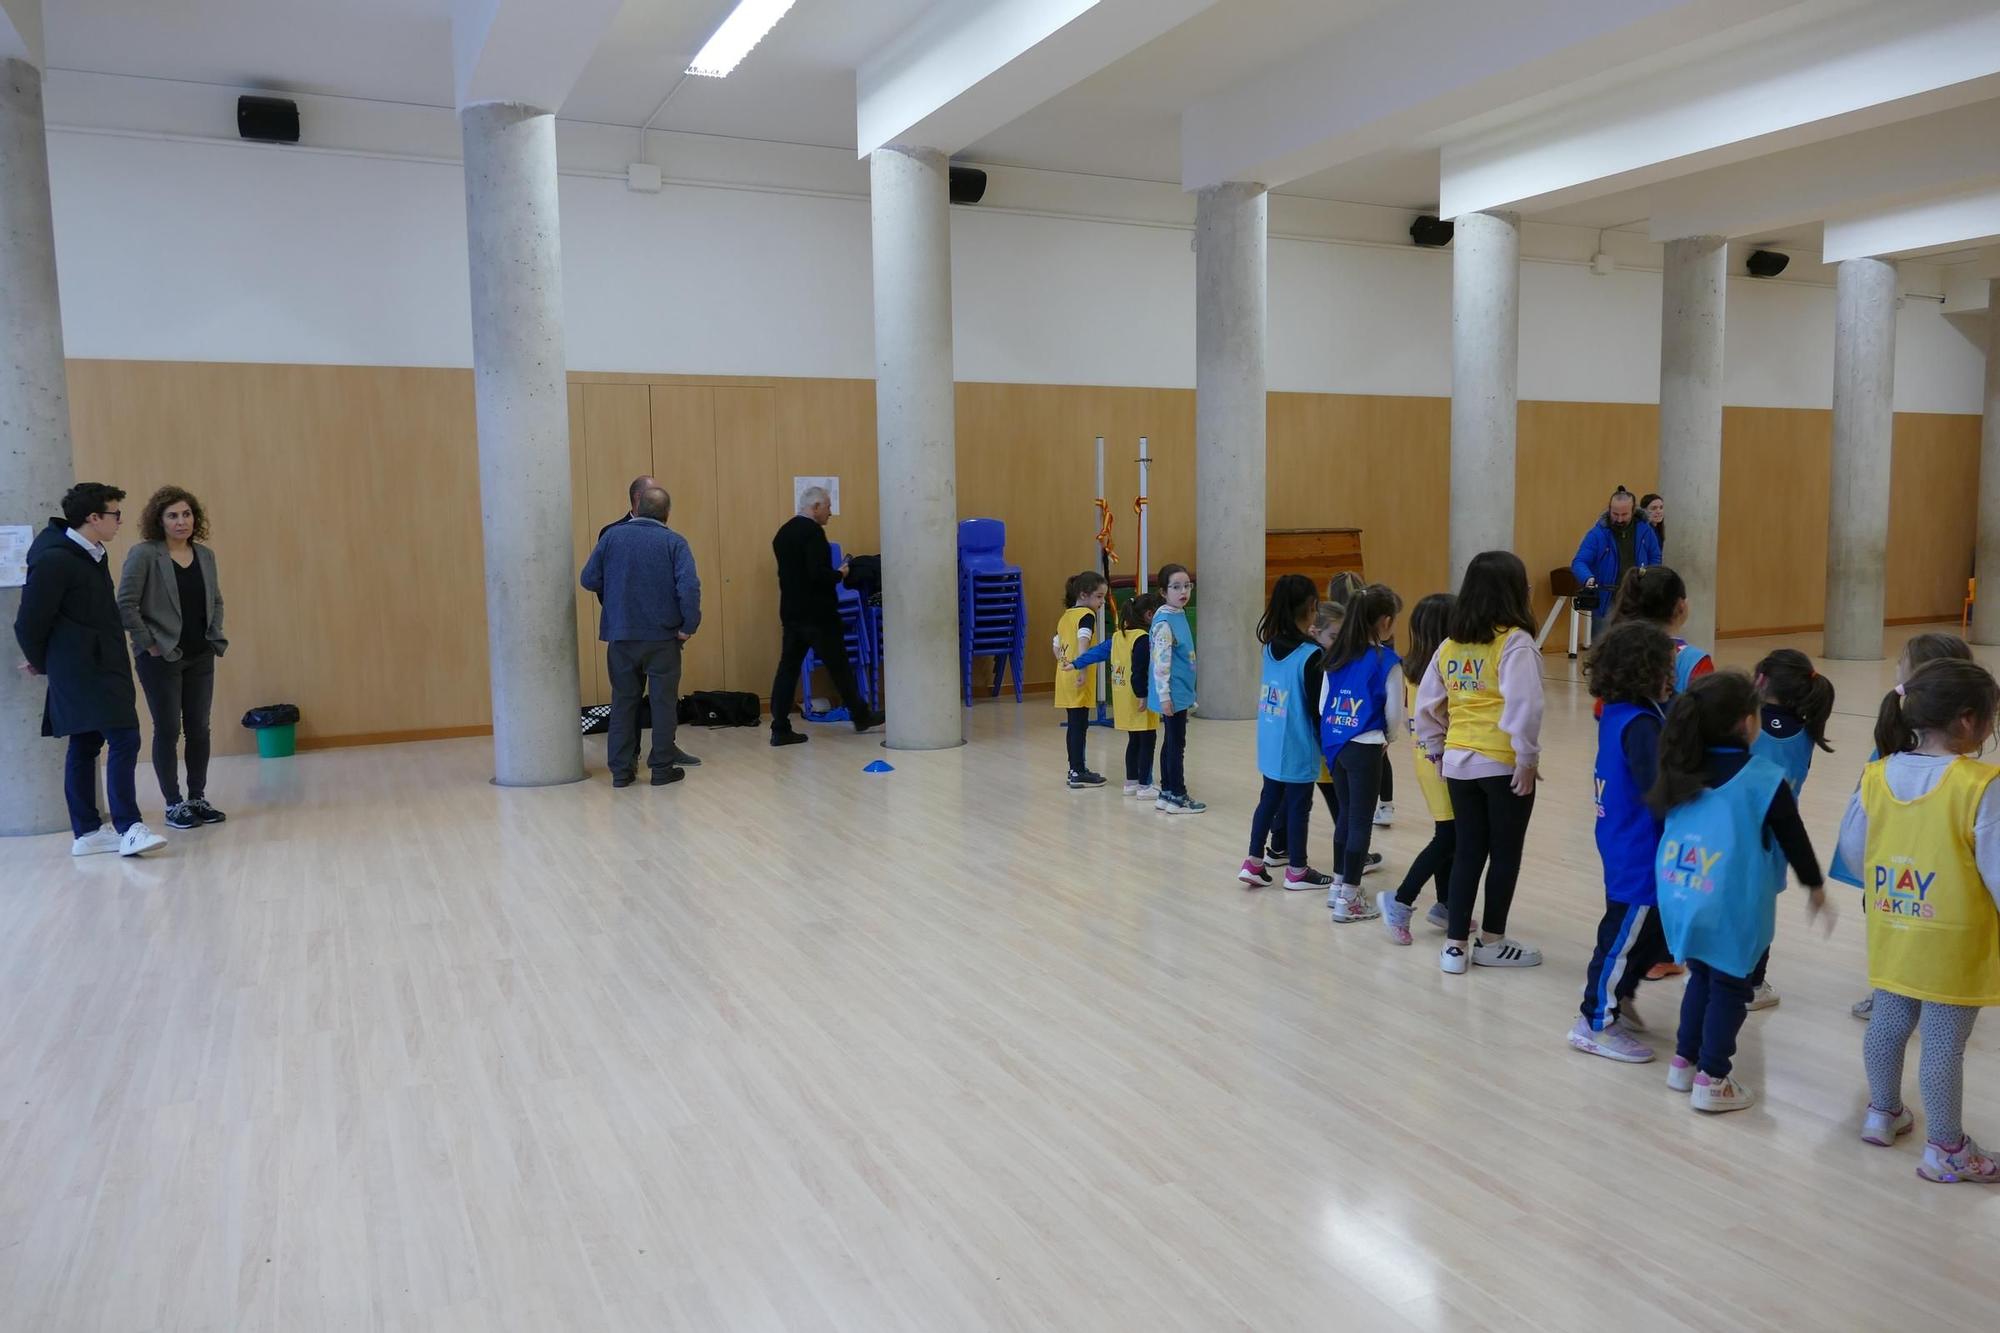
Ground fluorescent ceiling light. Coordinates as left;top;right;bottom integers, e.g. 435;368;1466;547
687;0;798;78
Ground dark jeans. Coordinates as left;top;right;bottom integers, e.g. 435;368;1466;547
1124;731;1156;784
1065;707;1089;774
65;728;142;838
770;619;865;733
1580;900;1668;1029
1444;775;1535;939
607;638;682;779
1247;778;1312;868
1676;959;1755;1077
1748;947;1770;990
1394;820;1456;907
1329;742;1384;883
1266;781;1335;860
1159;711;1189;796
135;649;215;805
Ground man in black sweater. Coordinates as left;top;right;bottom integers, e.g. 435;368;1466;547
769;487;879;744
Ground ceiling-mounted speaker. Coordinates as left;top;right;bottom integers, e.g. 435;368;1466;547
1745;249;1790;279
237;95;300;144
948;165;988;205
1410;214;1454;247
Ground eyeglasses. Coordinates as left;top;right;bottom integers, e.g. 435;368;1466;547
101;510;123;521
1166;581;1193;591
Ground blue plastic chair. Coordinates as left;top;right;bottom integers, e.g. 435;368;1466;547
957;518;1025;705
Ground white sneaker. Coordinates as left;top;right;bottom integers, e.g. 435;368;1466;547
1440;943;1469;974
118;822;167;858
1747;983;1779;1011
1665;1056;1695;1093
1122;780;1140;796
71;827;121;857
1134;785;1159;801
1567;1017;1656;1064
1328;888;1379;922
1690;1072;1756;1114
1472;937;1542;968
1373;801;1394;828
1861;1104;1914;1147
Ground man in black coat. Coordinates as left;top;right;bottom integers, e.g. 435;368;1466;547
13;483;166;857
768;486;880;745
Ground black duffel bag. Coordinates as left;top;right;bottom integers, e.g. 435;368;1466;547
677;690;762;728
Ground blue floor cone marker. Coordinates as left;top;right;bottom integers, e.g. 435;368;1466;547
863;759;894;773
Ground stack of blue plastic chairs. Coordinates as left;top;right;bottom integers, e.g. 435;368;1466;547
957;518;1025;705
801;541;875;720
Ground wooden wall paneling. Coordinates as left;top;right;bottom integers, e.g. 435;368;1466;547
1267;392;1451;616
648;386;726;692
66;361;487;755
1886;413;1979;623
579;383;652;701
568;385;603;708
711;387;781;694
1514;400;1659;632
1717;406;1831;635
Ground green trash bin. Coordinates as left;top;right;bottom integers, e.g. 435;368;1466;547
255;723;296;758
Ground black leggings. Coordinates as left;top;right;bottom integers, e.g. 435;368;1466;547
1378;749;1394;802
1247;779;1312;867
1159;712;1189;796
1265;780;1335;861
1444;775;1535;940
1329;743;1384;884
1394;820;1456;907
1065;708;1089;773
1125;731;1156;784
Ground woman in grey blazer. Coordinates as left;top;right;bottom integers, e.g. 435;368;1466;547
118;486;228;829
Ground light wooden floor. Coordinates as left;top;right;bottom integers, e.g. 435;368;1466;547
4;625;1999;1332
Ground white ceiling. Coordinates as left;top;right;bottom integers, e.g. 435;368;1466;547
32;0;2000;272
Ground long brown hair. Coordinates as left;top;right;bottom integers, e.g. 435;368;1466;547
139;485;211;543
1874;659;2000;758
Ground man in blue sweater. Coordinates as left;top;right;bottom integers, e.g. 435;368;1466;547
580;486;702;788
1570;486;1662;636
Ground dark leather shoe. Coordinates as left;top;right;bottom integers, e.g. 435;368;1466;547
771;731;808;747
612;774;635;788
671;749;702;767
651;767;685;786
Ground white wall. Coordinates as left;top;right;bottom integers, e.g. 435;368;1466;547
47;127;1988;412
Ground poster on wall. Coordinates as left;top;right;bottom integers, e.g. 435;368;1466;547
793;476;840;515
0;524;31;589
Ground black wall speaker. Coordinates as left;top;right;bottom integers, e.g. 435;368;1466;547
1410;214;1454;247
1745;249;1789;278
237;95;300;144
948;165;988;205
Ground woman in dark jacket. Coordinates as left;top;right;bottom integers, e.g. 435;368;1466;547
118;486;228;830
13;482;165;856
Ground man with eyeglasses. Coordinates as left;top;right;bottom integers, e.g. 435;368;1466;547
13;482;166;857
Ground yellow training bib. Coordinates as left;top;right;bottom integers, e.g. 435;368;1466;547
1408;677;1454;821
1110;629;1156;732
1053;606;1097;709
1437;634;1517;768
1862;756;2000;1007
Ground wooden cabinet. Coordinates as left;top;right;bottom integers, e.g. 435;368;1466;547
1266;528;1363;598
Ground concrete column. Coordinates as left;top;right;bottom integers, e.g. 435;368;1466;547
1194;182;1267;721
1972;282;2000;646
870;145;962;750
1824;257;1898;661
1657;235;1728;650
0;58;75;837
459;101;584;785
1449;210;1520;582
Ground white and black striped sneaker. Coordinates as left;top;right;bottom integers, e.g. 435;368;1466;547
164;802;199;831
1472;937;1542;968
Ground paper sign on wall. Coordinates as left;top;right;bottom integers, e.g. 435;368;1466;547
0;525;31;589
793;476;840;515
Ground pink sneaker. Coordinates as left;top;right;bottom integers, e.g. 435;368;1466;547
1919;1136;2000;1183
1237;858;1271;887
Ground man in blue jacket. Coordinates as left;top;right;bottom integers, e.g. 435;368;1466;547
1570;486;1662;634
580;486;701;788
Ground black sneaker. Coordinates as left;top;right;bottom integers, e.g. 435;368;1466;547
612;774;636;788
1067;769;1107;789
771;731;809;748
186;797;226;824
164;802;199;831
651;767;685;787
853;711;884;735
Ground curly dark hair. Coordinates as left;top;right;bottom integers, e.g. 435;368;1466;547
139;486;210;543
1586;619;1675;704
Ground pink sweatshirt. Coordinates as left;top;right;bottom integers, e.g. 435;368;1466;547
1414;629;1544;780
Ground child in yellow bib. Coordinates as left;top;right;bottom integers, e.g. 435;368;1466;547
1053;571;1108;788
1379;593;1457;943
1110;593;1163;798
1838;658;2000;1183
